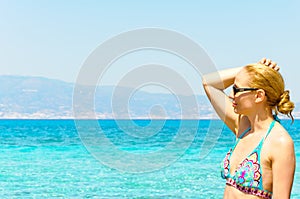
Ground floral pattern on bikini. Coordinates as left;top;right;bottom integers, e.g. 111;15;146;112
221;121;275;199
235;152;261;187
221;150;231;178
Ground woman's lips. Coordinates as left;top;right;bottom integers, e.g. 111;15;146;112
232;102;237;107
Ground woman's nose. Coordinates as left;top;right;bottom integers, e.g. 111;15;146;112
229;89;235;99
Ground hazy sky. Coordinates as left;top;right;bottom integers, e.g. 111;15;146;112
1;1;300;101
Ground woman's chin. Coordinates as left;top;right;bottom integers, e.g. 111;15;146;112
233;108;239;114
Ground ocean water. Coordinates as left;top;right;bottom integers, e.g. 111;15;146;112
0;119;299;198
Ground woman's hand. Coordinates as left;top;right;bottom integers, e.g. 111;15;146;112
259;57;280;71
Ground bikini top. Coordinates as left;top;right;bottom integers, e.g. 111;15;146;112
221;120;276;199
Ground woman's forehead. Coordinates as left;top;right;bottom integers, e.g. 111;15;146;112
235;69;250;86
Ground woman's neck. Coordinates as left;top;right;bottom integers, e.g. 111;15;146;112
246;108;274;132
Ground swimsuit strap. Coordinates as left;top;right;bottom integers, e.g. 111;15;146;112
273;114;281;123
238;127;251;139
262;120;276;141
231;127;251;151
233;120;276;150
255;120;276;191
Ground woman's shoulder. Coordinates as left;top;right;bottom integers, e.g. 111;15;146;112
267;122;295;160
269;122;293;143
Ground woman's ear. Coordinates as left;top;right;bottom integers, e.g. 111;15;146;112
255;89;266;103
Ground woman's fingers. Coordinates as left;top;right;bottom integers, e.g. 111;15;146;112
259;57;280;71
273;65;280;71
260;57;267;64
269;61;280;71
265;59;271;65
269;61;277;68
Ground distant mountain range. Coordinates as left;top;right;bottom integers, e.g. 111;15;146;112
0;75;299;119
0;75;216;119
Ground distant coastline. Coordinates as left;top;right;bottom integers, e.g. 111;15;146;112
1;75;299;120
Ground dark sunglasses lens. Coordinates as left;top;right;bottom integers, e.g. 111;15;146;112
233;86;237;95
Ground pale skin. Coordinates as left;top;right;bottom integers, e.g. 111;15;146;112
202;58;295;199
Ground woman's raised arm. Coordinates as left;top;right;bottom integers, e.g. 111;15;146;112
202;67;242;134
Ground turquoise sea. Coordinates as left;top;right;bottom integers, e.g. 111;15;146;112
0;119;299;198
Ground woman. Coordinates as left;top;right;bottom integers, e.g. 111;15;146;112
202;58;295;198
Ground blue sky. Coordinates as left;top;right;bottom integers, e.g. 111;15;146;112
1;1;300;101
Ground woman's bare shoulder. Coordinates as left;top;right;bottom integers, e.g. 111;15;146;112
268;123;295;160
270;123;293;143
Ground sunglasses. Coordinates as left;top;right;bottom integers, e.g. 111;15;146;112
232;85;258;95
